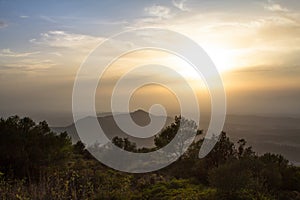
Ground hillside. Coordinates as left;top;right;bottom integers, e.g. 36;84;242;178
52;109;173;147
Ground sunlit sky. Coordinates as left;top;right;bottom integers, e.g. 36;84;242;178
0;0;299;125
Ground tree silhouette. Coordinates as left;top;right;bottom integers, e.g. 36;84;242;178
0;116;72;181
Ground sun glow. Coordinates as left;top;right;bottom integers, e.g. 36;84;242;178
202;45;237;73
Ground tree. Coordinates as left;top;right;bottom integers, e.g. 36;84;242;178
154;116;181;149
208;159;262;199
237;139;255;159
0;116;72;180
112;136;137;152
154;116;198;159
73;141;86;155
204;132;236;168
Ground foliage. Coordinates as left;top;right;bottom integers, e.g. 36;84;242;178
0;116;72;180
0;115;299;199
132;179;216;200
112;136;137;152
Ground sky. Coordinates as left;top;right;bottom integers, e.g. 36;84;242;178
0;0;299;125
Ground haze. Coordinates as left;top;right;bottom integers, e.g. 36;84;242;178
0;0;299;126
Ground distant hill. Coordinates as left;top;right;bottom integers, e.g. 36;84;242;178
52;112;300;165
51;109;173;148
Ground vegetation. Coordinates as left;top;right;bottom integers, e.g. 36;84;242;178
0;115;300;199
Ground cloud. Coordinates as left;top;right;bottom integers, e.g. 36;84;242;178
20;15;29;19
172;0;190;11
264;1;289;12
40;15;57;23
0;49;40;57
0;59;56;73
144;5;171;19
29;30;132;64
0;20;7;28
30;31;103;49
131;4;174;27
233;64;300;75
91;19;128;25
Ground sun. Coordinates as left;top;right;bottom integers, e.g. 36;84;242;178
161;46;236;83
202;45;236;73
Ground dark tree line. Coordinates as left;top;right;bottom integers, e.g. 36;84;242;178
0;115;300;200
0;116;72;181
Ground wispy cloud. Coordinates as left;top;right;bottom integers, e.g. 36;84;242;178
0;59;56;73
0;49;40;57
144;5;172;19
40;15;57;23
130;4;174;27
91;19;128;25
172;0;190;12
30;31;103;49
264;1;289;12
28;30;113;66
20;15;29;19
233;64;300;74
57;16;128;25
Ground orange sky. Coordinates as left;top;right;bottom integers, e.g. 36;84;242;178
0;0;299;125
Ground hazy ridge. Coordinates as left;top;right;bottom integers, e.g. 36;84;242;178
51;111;300;165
